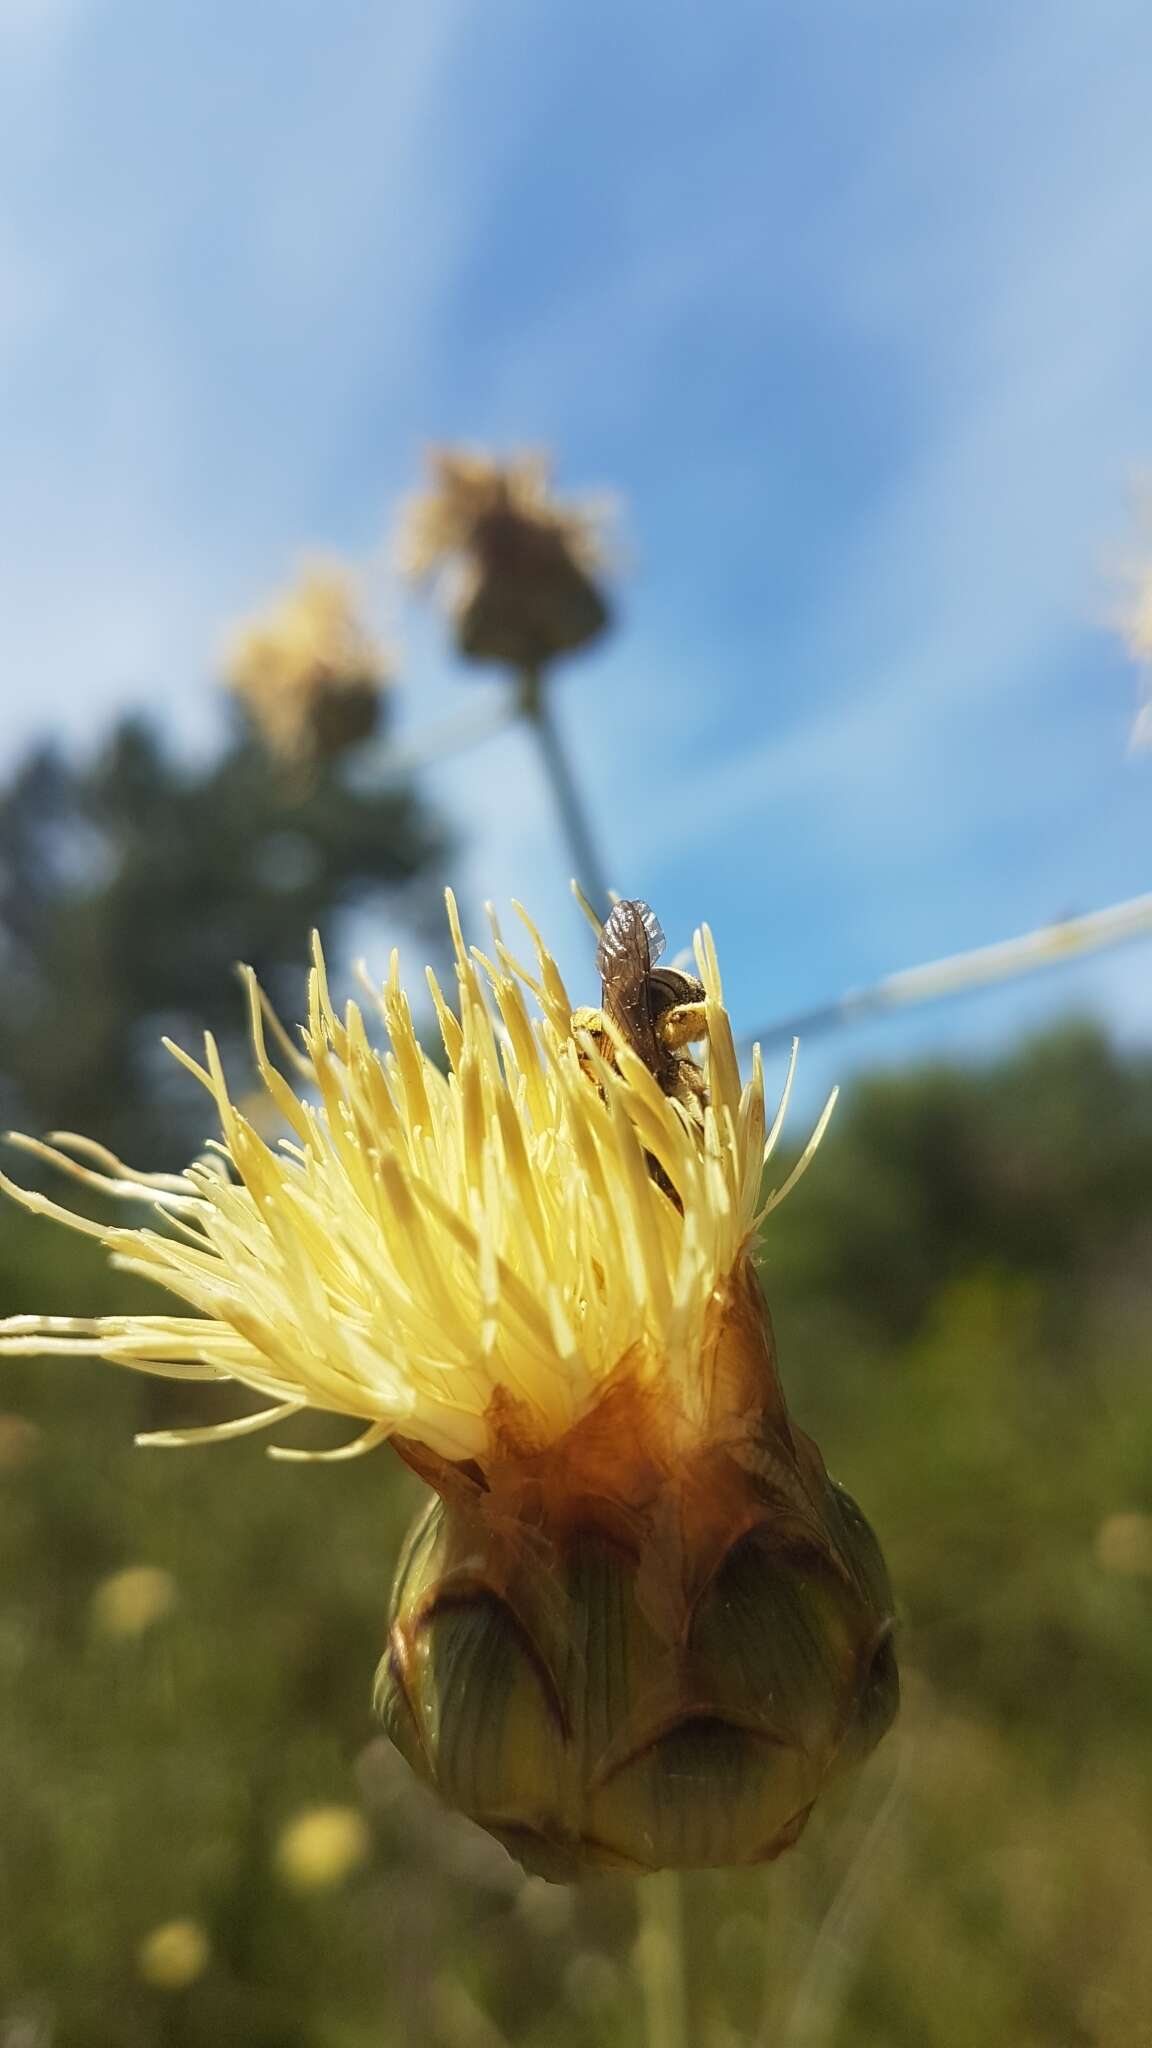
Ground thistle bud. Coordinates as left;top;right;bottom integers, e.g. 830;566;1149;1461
397;448;612;676
377;1265;897;1881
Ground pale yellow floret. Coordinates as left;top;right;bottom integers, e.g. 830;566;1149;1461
0;895;834;1463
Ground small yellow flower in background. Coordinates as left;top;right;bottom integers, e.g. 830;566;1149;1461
90;1563;178;1639
1095;1511;1152;1578
0;892;897;1877
136;1918;210;1991
274;1803;372;1892
397;447;613;681
224;558;389;765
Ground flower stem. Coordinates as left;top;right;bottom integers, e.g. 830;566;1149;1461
771;1738;910;2047
518;664;612;920
636;1872;689;2048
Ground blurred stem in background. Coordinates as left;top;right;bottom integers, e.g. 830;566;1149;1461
636;1872;689;2048
762;1736;911;2047
743;886;1152;1056
517;661;611;920
398;446;618;925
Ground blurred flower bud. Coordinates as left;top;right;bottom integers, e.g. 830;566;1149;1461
90;1564;177;1639
274;1803;372;1892
1095;1511;1152;1577
397;448;612;678
136;1919;210;1991
224;560;389;765
0;1412;41;1471
377;1266;897;1881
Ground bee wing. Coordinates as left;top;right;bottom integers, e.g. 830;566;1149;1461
638;902;666;965
596;900;663;1066
596;900;664;979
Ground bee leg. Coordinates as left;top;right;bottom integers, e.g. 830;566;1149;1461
656;1001;708;1050
570;1006;605;1035
571;1010;619;1096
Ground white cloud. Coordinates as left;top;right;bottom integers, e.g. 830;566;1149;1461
0;0;473;760
0;0;92;49
668;10;1152;881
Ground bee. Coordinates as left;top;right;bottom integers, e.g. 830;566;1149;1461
573;899;709;1122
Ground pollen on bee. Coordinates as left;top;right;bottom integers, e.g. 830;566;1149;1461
656;1001;709;1051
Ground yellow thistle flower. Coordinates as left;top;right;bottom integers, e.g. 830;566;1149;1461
0;894;814;1463
0;894;896;1877
224;559;388;765
397;447;613;679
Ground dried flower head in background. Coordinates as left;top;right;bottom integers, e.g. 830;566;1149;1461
397;448;613;681
224;560;389;765
0;894;896;1879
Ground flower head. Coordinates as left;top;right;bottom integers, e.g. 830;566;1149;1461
397;448;613;676
0;893;896;1875
224;559;389;765
0;894;818;1469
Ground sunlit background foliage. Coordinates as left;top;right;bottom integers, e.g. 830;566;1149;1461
3;1;1152;2043
3;1025;1152;2045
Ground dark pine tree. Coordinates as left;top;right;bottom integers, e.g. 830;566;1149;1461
0;711;449;1168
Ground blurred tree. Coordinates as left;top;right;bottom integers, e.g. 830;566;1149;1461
0;714;448;1166
759;1019;1152;1349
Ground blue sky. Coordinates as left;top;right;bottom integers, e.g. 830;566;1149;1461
2;0;1150;1116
